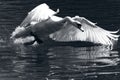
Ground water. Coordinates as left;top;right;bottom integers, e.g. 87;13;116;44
0;0;120;80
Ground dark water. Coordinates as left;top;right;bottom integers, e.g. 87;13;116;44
0;0;120;80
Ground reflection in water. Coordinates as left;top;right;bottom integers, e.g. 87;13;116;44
46;46;120;80
11;45;50;80
0;43;119;80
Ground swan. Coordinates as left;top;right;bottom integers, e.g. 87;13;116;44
11;3;119;46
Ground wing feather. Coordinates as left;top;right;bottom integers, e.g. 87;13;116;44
99;28;109;44
20;3;57;27
50;17;119;45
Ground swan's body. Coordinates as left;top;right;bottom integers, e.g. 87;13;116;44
11;3;119;46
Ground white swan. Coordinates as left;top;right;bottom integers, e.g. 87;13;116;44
11;3;119;46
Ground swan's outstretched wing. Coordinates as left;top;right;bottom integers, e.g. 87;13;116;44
50;17;119;45
20;3;58;27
